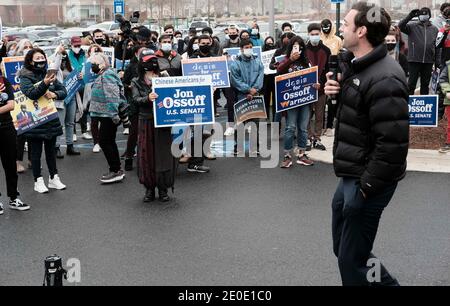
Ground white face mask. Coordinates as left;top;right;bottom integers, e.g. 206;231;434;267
23;49;31;56
243;48;253;57
309;35;321;46
192;44;199;51
251;29;259;35
72;47;81;54
161;43;172;52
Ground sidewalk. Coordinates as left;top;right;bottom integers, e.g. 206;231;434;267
309;136;450;174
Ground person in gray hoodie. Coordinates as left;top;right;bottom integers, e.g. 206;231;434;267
399;7;439;95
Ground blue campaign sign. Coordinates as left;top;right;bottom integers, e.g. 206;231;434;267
114;0;125;15
115;59;130;71
1;56;24;92
408;95;439;127
223;46;262;64
153;75;215;128
275;66;319;113
181;56;230;88
63;70;82;104
82;61;99;85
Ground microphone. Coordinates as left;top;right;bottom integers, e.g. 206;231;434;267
328;55;339;105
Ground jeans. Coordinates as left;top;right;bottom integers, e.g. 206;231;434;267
57;100;76;146
308;94;327;139
332;177;399;286
29;136;58;181
98;117;121;173
408;62;434;95
0;125;19;200
284;104;311;153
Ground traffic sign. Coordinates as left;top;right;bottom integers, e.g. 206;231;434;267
330;0;345;3
114;0;125;15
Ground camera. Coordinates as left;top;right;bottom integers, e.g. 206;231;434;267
115;11;140;40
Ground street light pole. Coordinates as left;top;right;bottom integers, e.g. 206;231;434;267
269;0;275;38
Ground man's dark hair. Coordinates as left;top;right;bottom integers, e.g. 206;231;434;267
282;22;292;31
202;27;213;35
420;7;432;18
441;2;450;13
240;39;253;48
174;31;182;37
308;23;322;33
189;28;197;36
164;24;174;32
159;34;172;42
198;34;212;43
150;31;159;38
351;2;391;47
92;29;104;36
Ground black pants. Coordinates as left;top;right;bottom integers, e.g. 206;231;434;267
326;97;336;129
408;62;434;95
125;115;139;159
0;126;19;200
29;136;58;181
98;117;121;173
187;126;207;167
263;74;276;121
332;178;399;286
223;87;237;123
16;134;31;162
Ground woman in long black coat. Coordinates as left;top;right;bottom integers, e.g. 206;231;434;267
131;49;177;202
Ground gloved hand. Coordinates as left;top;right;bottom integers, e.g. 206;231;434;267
409;9;420;19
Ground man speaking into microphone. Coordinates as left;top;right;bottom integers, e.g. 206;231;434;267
324;2;409;286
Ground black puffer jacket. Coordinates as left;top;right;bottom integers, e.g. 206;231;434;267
333;44;410;197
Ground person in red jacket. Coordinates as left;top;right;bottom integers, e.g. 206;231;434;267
305;23;331;151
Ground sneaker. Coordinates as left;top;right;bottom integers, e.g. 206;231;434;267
206;153;216;160
324;128;334;137
280;155;293;168
87;122;91;132
187;164;210;173
438;144;450;153
224;126;235;136
82;132;93;140
313;139;326;151
48;174;66;190
9;198;30;211
100;170;125;184
297;154;314;166
17;161;25;173
34;177;49;194
93;144;101;153
73;134;77;142
0;203;3;215
123;128;130;135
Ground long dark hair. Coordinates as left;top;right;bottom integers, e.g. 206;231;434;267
285;36;309;67
263;36;275;51
23;48;47;71
186;36;199;57
61;50;73;72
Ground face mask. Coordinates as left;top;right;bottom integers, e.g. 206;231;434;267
251;29;259;35
94;38;104;45
33;60;47;70
161;43;172;53
243;48;253;58
309;36;321;46
192;44;199;51
322;26;331;34
23;49;31;56
419;15;430;22
199;44;211;54
229;34;239;41
386;43;396;52
91;63;101;74
72;47;81;54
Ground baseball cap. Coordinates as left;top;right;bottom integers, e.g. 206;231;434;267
71;36;82;46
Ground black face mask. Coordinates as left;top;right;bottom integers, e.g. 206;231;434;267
33;61;47;70
322;25;332;34
94;38;105;45
229;34;239;41
142;62;159;73
386;43;396;52
199;45;211;54
91;63;101;74
266;43;275;49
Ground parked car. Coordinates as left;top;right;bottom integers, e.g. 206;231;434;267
30;30;63;39
4;31;40;42
88;22;121;32
189;21;209;34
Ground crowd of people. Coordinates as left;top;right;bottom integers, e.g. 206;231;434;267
0;3;449;212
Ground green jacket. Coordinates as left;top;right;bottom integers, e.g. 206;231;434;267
439;60;450;105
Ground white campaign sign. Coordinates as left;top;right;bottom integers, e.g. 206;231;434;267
261;49;277;75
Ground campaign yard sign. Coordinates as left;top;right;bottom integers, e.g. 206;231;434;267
12;90;59;135
234;96;267;124
223;46;262;64
1;56;24;92
181;56;230;88
408;95;438;127
261;49;277;75
153;75;214;128
115;59;130;71
275;66;319;113
63;69;83;104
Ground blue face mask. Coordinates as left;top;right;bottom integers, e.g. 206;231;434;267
419;15;430;22
309;35;321;46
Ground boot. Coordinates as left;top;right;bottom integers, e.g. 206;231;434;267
56;147;64;159
143;188;155;202
125;158;133;171
67;144;81;156
158;188;170;202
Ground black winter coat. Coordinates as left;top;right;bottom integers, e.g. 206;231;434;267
333;44;410;197
19;67;66;140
